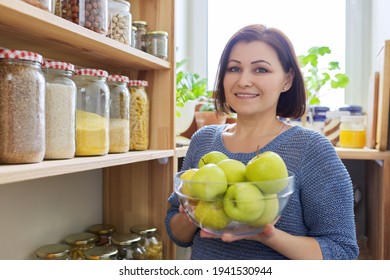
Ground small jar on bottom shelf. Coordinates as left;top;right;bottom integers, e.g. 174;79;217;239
87;223;116;246
145;31;168;60
111;233;146;260
85;245;118;260
130;225;163;260
35;243;70;260
64;232;97;260
339;115;367;148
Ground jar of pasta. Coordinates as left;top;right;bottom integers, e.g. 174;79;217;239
0;49;45;164
111;233;146;260
107;0;132;45
130;225;163;260
42;60;76;159
74;68;110;156
64;232;97;260
128;80;149;151
145;31;168;60
132;20;148;51
107;74;130;153
23;0;52;12
85;245;118;260
87;223;116;246
35;243;70;260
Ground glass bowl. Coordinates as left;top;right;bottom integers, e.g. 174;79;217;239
174;170;295;236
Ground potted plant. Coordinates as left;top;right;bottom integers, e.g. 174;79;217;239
194;95;227;129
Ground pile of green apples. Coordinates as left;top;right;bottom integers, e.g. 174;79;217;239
177;150;292;233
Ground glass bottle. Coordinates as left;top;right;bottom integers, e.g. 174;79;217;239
128;80;149;150
132;20;148;51
107;74;130;153
64;232;97;260
111;233;146;260
73;68;110;156
339;115;367;148
87;223;116;246
145;31;168;60
0;49;45;164
130;225;163;260
35;243;70;260
85;245;118;260
23;0;52;12
107;0;132;45
42;60;76;159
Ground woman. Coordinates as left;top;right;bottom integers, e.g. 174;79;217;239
165;24;359;260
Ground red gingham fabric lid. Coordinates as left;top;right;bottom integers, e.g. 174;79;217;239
74;68;108;77
43;60;75;72
0;49;43;64
128;80;148;87
107;74;129;83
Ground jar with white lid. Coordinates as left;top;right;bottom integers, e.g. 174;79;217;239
107;74;130;153
23;0;52;12
0;49;45;164
339;115;366;148
145;31;168;60
128;80;149;150
74;68;110;156
107;0;132;45
42;60;76;159
132;20;148;51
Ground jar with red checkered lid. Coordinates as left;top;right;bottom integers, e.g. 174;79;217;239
73;68;110;156
107;74;130;153
0;49;45;164
42;60;77;159
128;80;149;150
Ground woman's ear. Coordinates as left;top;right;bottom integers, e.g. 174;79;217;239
282;69;295;92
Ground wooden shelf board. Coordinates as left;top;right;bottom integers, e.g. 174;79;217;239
0;150;174;185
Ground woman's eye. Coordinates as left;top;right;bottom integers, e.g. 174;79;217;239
255;67;268;73
227;66;240;72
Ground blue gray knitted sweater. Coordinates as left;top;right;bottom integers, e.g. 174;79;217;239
165;124;359;260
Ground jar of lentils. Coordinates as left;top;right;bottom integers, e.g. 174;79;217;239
107;0;132;45
59;0;108;35
23;0;52;12
130;225;163;260
132;20;148;51
64;232;97;260
74;68;110;156
42;60;76;159
87;223;116;246
0;49;45;164
111;233;146;260
35;243;70;260
145;31;168;60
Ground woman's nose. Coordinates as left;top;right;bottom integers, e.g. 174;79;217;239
237;71;253;88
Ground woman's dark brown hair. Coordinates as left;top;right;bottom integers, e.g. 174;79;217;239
213;24;306;119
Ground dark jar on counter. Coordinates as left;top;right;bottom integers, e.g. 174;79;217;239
130;225;163;260
0;49;46;164
64;232;97;260
35;243;70;260
111;233;146;260
87;223;116;246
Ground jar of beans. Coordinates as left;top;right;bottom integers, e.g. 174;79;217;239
74;68;110;156
35;243;70;260
132;20;148;51
145;31;168;60
42;60;76;159
58;0;108;35
107;0;132;45
0;49;45;164
23;0;52;13
64;232;97;260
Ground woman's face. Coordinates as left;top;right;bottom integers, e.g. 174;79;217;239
223;41;292;117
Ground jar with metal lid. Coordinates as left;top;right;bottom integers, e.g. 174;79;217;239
107;74;130;153
107;0;132;45
58;0;108;35
323;110;350;147
0;49;45;164
339;115;366;148
131;25;137;48
145;31;168;60
23;0;52;12
130;225;163;260
85;244;118;260
111;233;146;260
74;68;110;156
64;232;97;260
87;223;116;246
42;60;76;159
128;80;149;150
132;20;148;51
35;243;70;260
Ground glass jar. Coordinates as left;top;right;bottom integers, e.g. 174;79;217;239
107;74;130;153
307;106;330;134
339;115;367;148
132;20;148;51
323;110;350;147
131;25;137;48
87;223;116;246
42;60;76;159
128;80;149;151
74;68;110;156
35;243;70;260
130;225;163;260
111;233;146;260
145;31;168;60
85;244;118;260
107;0;131;45
23;0;52;12
0;49;45;164
64;232;97;260
59;0;108;35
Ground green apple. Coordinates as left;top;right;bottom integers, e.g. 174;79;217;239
194;200;231;229
247;193;279;226
179;168;198;195
198;151;229;168
223;182;265;222
217;158;247;183
190;163;227;199
246;151;289;194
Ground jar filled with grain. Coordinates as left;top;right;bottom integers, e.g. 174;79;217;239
0;49;45;164
132;20;148;51
107;74;130;153
87;223;116;246
64;232;97;260
107;0;132;45
23;0;52;12
35;243;70;260
111;233;146;260
130;225;163;260
42;60;76;159
145;31;168;60
74;68;110;156
58;0;108;35
128;80;149;151
85;245;118;260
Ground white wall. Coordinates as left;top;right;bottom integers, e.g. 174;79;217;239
371;0;390;66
